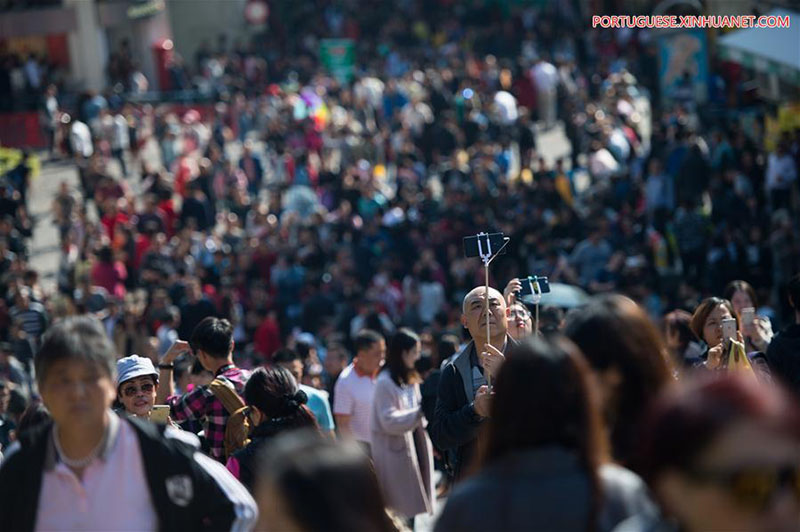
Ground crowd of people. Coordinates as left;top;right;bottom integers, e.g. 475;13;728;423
1;0;800;530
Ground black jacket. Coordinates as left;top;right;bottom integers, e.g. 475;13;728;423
429;337;517;480
767;324;800;394
0;415;257;532
230;420;289;493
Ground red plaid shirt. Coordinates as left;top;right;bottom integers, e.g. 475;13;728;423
168;364;248;461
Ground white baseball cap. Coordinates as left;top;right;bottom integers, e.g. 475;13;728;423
116;355;159;386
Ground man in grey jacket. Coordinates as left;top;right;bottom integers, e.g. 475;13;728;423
429;286;516;480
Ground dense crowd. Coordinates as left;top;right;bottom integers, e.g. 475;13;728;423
1;1;800;531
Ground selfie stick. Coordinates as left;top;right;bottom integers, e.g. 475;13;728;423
476;232;510;389
524;276;543;336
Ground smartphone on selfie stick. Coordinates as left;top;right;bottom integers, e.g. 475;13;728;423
517;276;551;334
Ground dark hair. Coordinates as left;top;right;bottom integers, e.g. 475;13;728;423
722;280;758;309
354;329;383;355
244;367;317;428
788;273;800;310
663;310;697;352
689;297;737;342
35;315;117;386
257;431;398;532
481;336;605;531
16;400;51;438
190;317;233;359
436;334;460;366
564;295;671;466
272;348;300;365
638;375;800;488
384;328;421;386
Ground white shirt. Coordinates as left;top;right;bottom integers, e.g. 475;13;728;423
35;414;158;531
765;152;797;191
333;363;377;443
70;121;93;158
531;61;558;92
493;91;518;125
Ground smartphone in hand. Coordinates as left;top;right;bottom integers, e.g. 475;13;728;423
721;318;737;343
150;405;170;424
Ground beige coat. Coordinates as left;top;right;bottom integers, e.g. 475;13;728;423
370;371;435;518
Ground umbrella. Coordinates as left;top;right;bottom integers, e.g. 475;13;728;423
283;185;320;219
528;282;590;309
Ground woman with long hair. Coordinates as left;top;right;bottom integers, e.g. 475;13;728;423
435;337;652;532
723;280;773;353
226;366;319;492
370;328;435;521
565;295;672;467
689;297;770;379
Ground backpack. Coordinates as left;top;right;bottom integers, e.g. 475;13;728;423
208;377;252;458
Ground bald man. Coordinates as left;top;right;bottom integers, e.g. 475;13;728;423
429;286;517;480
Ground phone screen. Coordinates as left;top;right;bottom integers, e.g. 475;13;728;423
721;318;737;342
150;405;170;424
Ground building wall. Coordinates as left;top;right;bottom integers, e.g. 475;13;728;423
166;0;251;65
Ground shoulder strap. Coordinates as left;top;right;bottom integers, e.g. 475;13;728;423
209;378;246;415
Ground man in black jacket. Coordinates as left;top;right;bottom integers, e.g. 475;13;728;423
429;286;517;480
0;316;257;531
767;273;800;395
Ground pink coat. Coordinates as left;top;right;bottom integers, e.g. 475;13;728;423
370;371;435;518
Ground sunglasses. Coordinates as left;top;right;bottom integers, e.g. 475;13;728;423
122;382;155;397
687;464;800;512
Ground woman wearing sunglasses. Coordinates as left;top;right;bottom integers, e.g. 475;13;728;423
630;375;800;532
116;355;160;418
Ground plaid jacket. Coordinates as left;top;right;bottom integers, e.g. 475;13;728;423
168;364;248;462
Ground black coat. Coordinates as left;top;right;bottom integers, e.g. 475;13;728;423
0;416;257;532
429;337;517;480
767;324;800;395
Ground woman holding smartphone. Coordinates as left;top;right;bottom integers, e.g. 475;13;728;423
118;341;192;423
723;280;773;353
689;298;770;380
116;355;166;421
371;328;434;524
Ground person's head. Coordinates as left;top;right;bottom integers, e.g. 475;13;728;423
384;328;421;386
564;294;671;464
272;348;304;382
663;310;697;354
256;431;398;532
116;355;159;417
244;367;317;430
690;297;737;349
35;316;117;432
723;280;758;316
507;302;532;340
461;286;508;343
436;334;460;366
639;375;800;532
353;329;385;376
482;335;605;472
787;273;800;322
323;343;349;378
16;400;51;439
190;317;234;371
